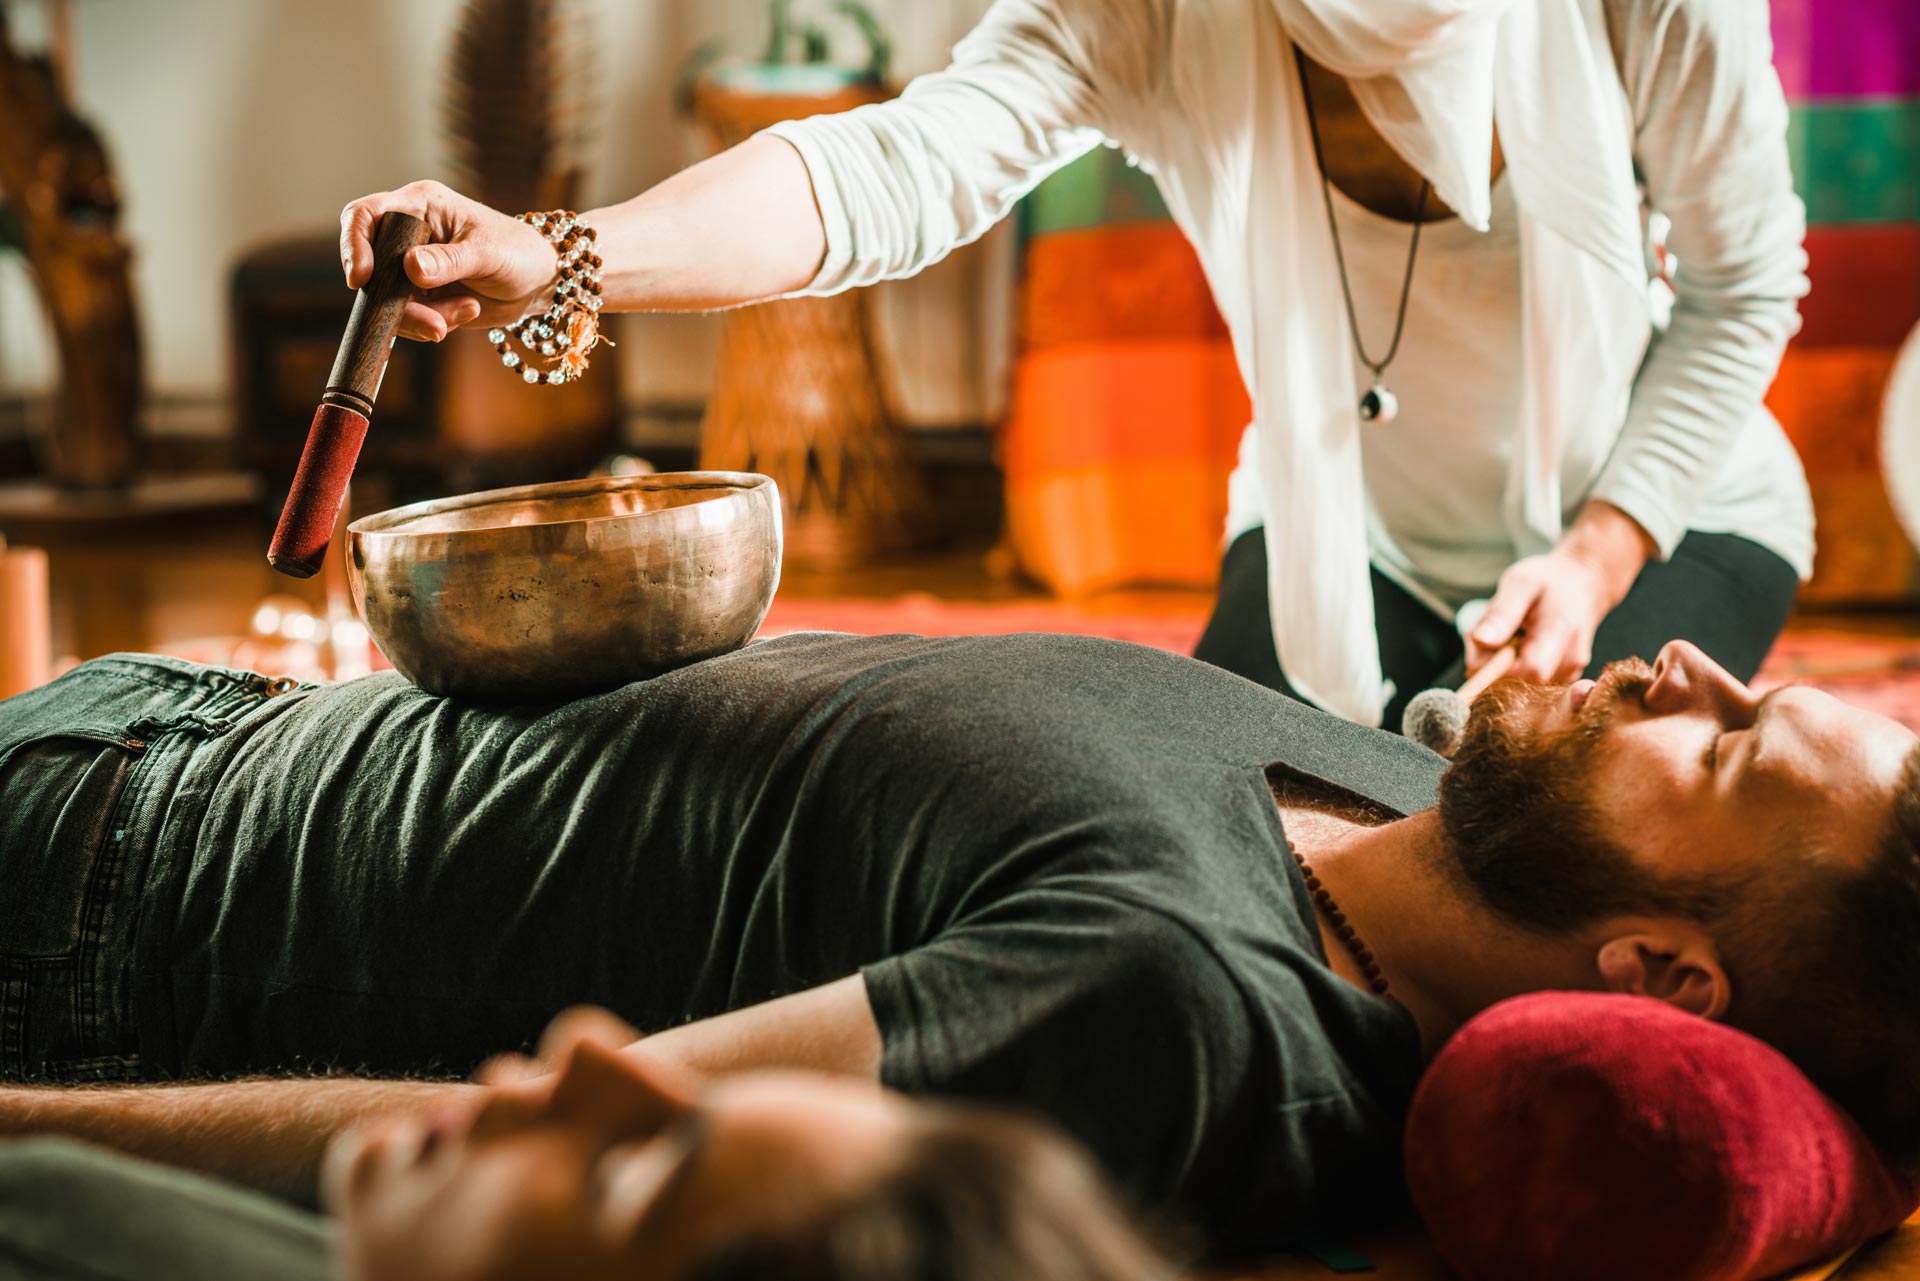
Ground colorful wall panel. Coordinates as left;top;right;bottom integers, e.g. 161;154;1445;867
1000;155;1243;595
1770;0;1920;603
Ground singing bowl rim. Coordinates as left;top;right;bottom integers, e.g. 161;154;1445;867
346;470;777;541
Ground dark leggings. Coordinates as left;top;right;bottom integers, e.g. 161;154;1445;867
1193;528;1801;731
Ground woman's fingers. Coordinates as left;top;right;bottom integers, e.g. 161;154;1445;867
1554;636;1594;684
339;180;551;340
1469;573;1540;670
1514;615;1576;684
405;241;496;292
338;180;463;289
338;202;379;290
392;291;487;343
395;299;453;343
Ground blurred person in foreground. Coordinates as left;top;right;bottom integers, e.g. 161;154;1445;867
0;1008;1166;1281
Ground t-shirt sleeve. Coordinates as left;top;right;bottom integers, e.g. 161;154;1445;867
861;885;1257;1219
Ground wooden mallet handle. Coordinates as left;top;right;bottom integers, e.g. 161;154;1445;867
267;211;432;578
1459;643;1522;702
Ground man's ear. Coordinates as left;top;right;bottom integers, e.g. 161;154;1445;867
1595;928;1731;1020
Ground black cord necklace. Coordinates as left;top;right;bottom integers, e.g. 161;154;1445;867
1294;47;1428;425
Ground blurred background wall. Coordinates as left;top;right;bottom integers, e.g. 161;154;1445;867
0;0;1005;435
0;0;1914;605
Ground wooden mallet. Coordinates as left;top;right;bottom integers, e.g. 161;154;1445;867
267;211;431;578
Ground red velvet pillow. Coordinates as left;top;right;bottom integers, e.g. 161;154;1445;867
1404;993;1918;1281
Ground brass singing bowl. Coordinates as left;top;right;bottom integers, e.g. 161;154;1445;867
348;472;782;700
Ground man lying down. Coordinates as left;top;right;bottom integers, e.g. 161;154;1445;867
1;632;1918;1268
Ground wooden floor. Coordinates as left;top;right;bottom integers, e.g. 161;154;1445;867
3;500;1212;667
5;498;1916;671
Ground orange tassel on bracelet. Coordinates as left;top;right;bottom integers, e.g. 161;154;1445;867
488;210;608;387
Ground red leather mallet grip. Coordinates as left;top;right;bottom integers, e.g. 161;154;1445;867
267;211;431;578
267;402;370;578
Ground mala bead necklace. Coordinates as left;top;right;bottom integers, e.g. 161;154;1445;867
1290;848;1391;996
487;210;610;386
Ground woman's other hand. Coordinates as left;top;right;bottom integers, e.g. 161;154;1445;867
1467;502;1657;684
339;180;558;342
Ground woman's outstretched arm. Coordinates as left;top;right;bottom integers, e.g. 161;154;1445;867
340;1;1161;342
338;133;828;342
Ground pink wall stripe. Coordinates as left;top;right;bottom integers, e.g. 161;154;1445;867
1772;0;1920;99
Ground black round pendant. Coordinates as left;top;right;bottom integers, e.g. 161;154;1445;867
1359;384;1400;424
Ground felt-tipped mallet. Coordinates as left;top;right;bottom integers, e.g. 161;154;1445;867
1401;644;1520;758
1401;597;1525;757
267;211;432;579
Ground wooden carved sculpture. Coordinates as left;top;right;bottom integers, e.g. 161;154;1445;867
693;82;926;569
436;0;618;484
0;3;141;489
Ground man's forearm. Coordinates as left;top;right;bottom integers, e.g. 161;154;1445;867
0;1077;473;1206
588;133;828;313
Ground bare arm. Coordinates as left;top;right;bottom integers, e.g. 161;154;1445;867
0;975;881;1202
339;134;827;342
625;973;881;1078
0;1076;460;1207
341;1;1159;342
586;134;829;312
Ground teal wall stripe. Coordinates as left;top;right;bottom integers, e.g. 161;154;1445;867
1788;102;1920;225
1022;149;1169;238
1020;105;1920;237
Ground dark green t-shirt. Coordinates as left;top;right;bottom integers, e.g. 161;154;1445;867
159;632;1440;1256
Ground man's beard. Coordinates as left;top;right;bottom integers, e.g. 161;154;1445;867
1436;658;1691;934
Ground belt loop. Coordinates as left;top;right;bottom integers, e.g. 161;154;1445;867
125;712;227;742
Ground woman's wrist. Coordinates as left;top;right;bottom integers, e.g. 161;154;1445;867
521;224;566;320
1559;501;1656;607
488;211;608;387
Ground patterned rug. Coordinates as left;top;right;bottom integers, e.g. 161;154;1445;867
762;596;1920;729
1759;630;1920;727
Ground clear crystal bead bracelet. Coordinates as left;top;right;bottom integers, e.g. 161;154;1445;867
487;210;611;387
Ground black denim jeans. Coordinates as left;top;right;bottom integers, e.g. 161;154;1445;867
0;655;301;1081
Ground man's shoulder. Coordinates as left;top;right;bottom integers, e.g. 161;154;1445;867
732;631;1447;808
1259;693;1449;819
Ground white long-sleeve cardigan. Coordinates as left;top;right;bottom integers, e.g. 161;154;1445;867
766;0;1812;724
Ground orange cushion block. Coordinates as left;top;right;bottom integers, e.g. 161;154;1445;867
1768;344;1918;602
1020;223;1232;349
1005;461;1234;597
1000;340;1249;595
